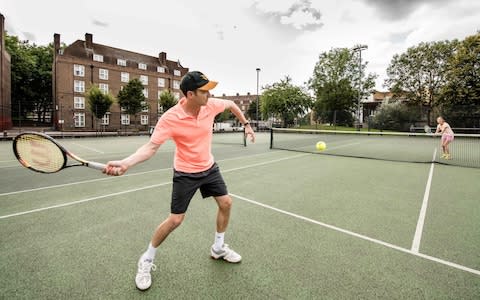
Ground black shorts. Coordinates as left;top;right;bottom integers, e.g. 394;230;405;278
171;163;228;214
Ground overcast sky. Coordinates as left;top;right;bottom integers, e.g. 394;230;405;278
2;0;479;96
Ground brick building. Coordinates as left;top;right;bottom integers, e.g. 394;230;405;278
53;33;188;131
212;92;257;115
0;14;12;131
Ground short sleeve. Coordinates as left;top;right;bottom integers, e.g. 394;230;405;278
208;98;227;115
150;117;172;145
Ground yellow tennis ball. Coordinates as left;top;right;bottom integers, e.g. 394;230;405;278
316;141;326;151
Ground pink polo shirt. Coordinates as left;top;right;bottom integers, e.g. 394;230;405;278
150;97;226;173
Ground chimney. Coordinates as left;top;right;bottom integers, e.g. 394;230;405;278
85;33;93;49
159;52;166;64
54;33;60;54
0;14;5;50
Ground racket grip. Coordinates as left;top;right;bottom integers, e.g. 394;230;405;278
87;161;106;171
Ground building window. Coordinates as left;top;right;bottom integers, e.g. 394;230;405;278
158;78;165;87
173;80;180;89
142;88;148;98
141;101;149;112
138;63;147;70
93;54;103;62
173;69;181;76
73;64;85;77
74;96;85;109
74;113;85;127
101;113;110;125
74;80;85;93
99;69;109;80
157;66;165;73
140;75;148;85
121;72;129;83
117;59;127;66
173;92;180;100
121;114;130;125
140;115;149;125
99;83;109;95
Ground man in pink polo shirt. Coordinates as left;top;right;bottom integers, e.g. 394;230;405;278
104;71;255;290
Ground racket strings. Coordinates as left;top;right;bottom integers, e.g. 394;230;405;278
15;135;65;173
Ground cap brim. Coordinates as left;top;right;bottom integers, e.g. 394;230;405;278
198;81;218;91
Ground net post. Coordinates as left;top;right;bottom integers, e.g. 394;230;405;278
243;127;247;147
270;127;273;149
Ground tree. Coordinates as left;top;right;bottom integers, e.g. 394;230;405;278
261;76;313;127
215;110;233;123
371;100;421;131
313;79;357;126
437;33;480;127
5;34;54;124
246;100;258;121
158;90;177;113
309;47;376;126
117;78;147;127
385;40;458;123
86;85;114;130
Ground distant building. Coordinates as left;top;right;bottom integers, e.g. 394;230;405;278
212;92;257;116
53;33;188;131
0;14;12;130
361;90;394;119
361;90;408;121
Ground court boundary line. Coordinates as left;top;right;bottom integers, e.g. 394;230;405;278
0;150;283;197
0;153;308;219
0;182;171;219
412;148;437;252
230;192;480;277
70;142;105;154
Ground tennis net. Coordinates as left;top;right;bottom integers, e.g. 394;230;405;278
212;128;247;147
270;128;480;168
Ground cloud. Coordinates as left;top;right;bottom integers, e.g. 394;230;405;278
250;0;323;32
388;29;414;44
362;0;452;20
21;32;36;42
92;19;109;27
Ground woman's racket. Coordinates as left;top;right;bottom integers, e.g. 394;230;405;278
13;132;106;173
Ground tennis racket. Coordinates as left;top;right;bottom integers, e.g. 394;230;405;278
13;132;106;173
424;125;432;133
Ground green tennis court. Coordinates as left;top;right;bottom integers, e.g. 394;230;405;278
1;132;479;299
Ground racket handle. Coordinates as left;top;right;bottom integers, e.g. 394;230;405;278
87;161;106;171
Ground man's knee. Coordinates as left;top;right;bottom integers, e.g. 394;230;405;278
167;214;185;230
216;195;232;210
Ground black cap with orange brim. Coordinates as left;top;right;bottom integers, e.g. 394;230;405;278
179;71;218;95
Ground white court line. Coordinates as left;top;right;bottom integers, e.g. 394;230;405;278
0;182;171;219
411;148;437;253
0;152;308;218
0;150;282;197
70;142;105;154
230;192;480;277
0;168;171;197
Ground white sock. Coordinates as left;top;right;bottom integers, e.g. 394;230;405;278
141;242;157;262
214;232;225;250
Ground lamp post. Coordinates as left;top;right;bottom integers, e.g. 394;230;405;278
256;68;261;130
352;44;368;130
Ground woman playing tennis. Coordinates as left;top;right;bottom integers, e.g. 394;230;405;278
435;116;454;159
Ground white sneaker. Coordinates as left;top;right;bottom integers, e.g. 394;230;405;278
210;244;242;263
135;258;156;290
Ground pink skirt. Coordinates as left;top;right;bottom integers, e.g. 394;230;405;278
442;134;454;143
